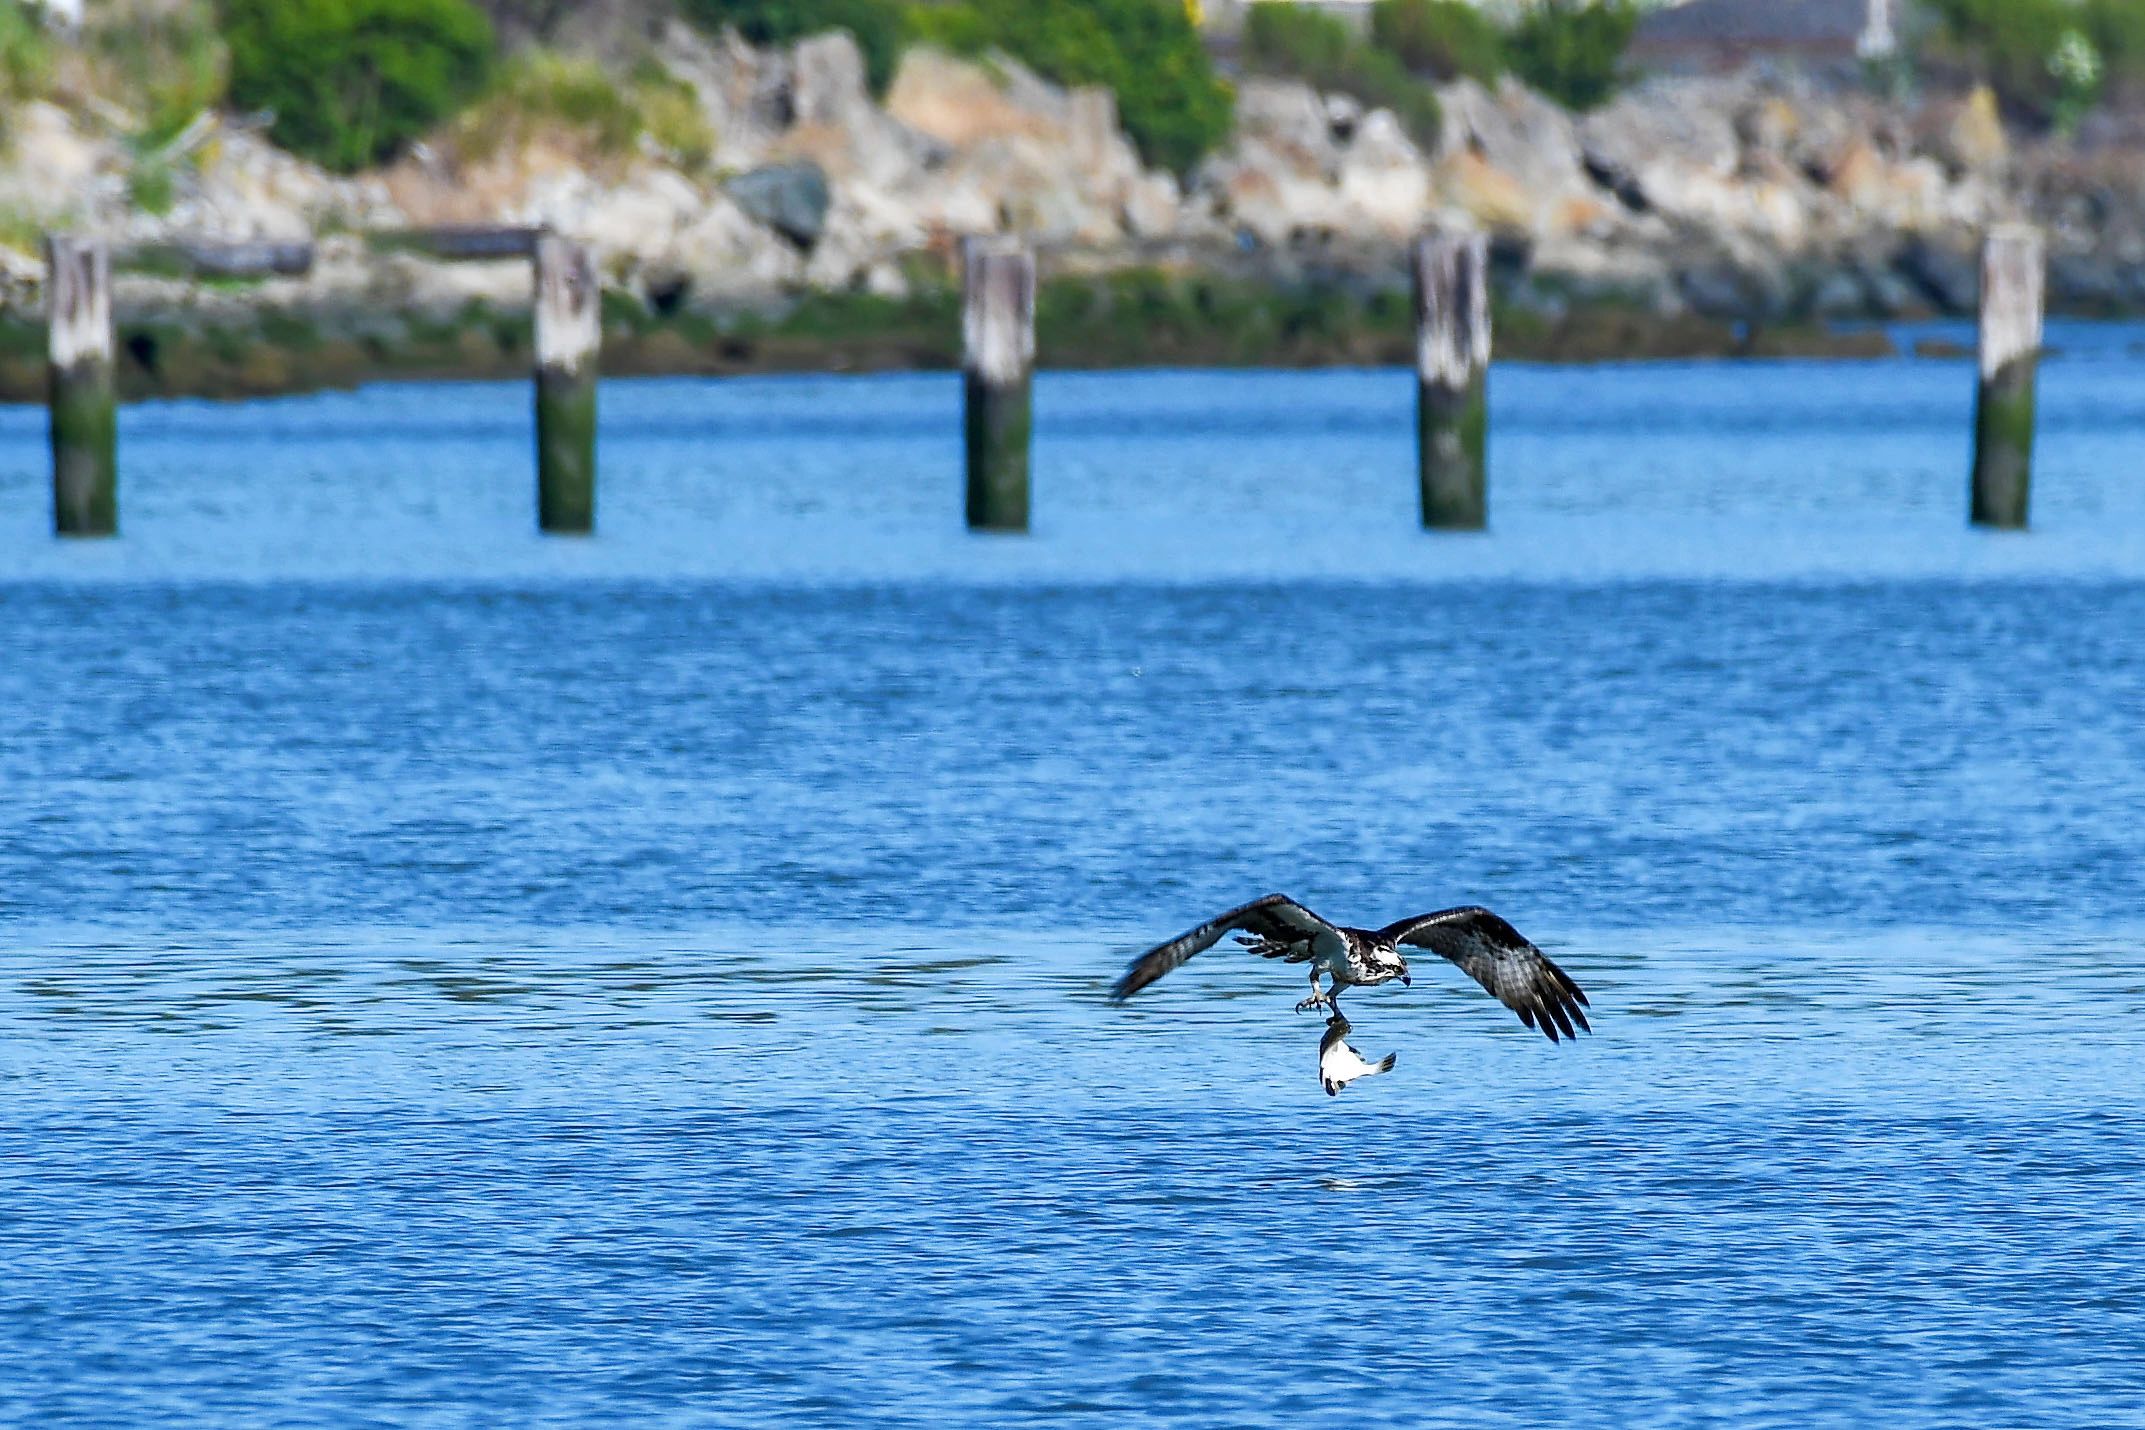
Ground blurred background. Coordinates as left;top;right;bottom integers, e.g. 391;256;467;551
0;0;2141;385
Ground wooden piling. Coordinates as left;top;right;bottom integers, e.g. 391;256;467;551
533;233;599;535
962;238;1035;532
1413;231;1491;530
1971;225;2043;530
46;235;116;538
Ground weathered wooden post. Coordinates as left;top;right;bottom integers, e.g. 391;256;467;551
962;237;1035;532
533;232;599;534
1971;224;2043;530
1412;230;1491;530
46;235;117;537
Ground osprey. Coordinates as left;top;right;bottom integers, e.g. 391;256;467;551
1110;894;1592;1042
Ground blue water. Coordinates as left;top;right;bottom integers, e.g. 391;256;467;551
5;344;2145;1425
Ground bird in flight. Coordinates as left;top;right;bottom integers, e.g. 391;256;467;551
1110;894;1592;1042
1318;1012;1396;1096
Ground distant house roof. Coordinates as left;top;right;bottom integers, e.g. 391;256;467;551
1631;0;1896;68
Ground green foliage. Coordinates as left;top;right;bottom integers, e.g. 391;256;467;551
1923;0;2073;117
2087;0;2145;74
1371;0;1502;84
456;52;714;170
1505;0;1636;112
2048;28;2103;133
681;0;1234;172
1243;2;1439;145
128;159;179;215
630;59;716;171
87;3;229;148
679;0;907;93
222;0;496;172
458;51;635;155
0;203;41;256
1037;267;1419;367
903;0;1234;176
1925;0;2145;122
0;0;53;127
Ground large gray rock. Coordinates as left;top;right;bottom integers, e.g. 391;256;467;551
1436;78;1589;202
881;46;1159;247
1233;79;1340;172
1806;267;1868;317
767;32;941;190
1434;77;1603;239
655;21;789;169
1120;170;1181;240
2049;250;2129;311
1193;137;1351;247
1336;110;1430;237
1896;235;1979;313
789;31;875;131
1579;78;1743;216
1678;253;1793;320
728;161;832;249
886;44;1080;145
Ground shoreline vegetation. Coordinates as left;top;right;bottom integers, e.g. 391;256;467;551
0;270;1917;405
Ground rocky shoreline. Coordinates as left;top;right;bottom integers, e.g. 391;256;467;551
4;22;2143;399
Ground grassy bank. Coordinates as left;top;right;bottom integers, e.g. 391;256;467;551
0;270;1899;405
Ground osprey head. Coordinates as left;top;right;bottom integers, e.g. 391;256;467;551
1374;940;1410;986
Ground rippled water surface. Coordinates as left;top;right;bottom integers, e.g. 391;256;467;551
5;348;2145;1425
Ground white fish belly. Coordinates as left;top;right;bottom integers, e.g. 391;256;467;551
1319;1036;1395;1095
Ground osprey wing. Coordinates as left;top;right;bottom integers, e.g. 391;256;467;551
1110;894;1339;1002
1378;906;1591;1043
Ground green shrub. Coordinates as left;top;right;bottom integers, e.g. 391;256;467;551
1371;0;1502;84
87;3;228;148
128;159;179;215
1243;2;1439;145
680;0;907;93
455;51;714;170
456;51;637;158
222;0;495;172
2087;0;2145;74
904;0;1234;176
0;0;52;124
630;58;717;171
1505;0;1636;111
1923;0;2069;115
1925;0;2144;120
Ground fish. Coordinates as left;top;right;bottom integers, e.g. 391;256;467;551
1318;1012;1396;1096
